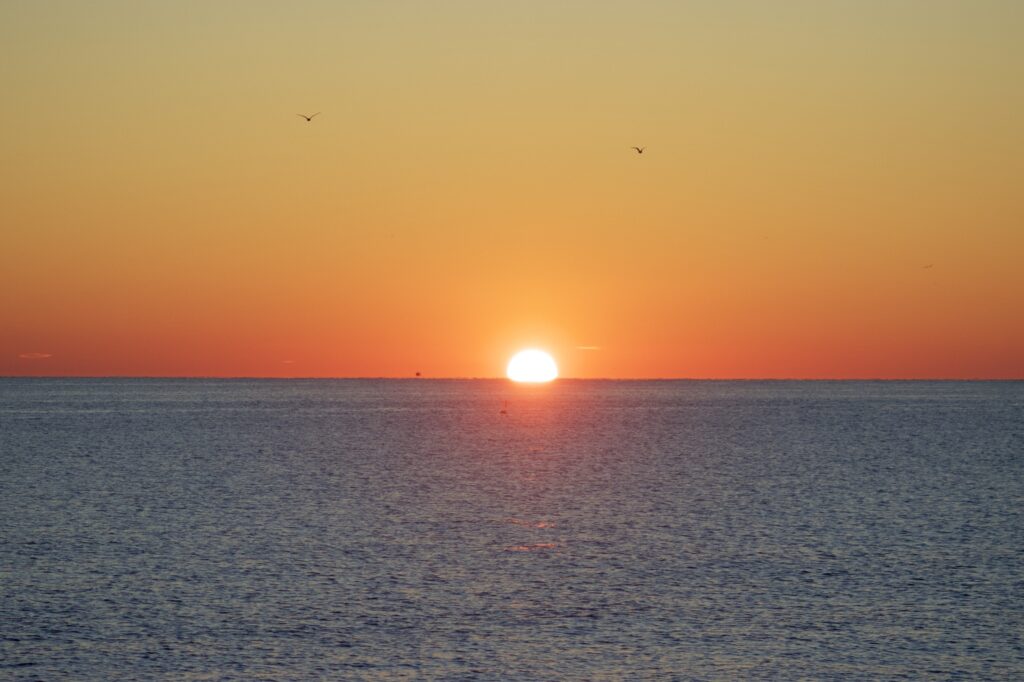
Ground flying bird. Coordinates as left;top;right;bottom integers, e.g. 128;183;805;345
297;112;320;122
923;264;934;269
632;146;645;154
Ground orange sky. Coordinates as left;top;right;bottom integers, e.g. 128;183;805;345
2;1;1022;378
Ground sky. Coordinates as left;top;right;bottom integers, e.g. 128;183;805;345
1;0;1022;378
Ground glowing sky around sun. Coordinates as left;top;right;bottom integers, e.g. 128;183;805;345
1;1;1022;378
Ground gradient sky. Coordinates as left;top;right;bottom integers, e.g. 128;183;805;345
2;1;1022;378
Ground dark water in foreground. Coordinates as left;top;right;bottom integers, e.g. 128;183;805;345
1;379;1022;680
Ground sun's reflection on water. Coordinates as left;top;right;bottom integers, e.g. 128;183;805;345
488;380;573;557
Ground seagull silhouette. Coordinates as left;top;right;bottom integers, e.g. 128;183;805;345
297;112;320;122
632;146;645;154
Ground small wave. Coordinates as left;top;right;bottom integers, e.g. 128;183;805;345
505;542;558;552
503;517;556;529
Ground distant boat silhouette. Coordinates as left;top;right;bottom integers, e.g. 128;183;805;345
297;112;320;122
415;371;421;377
632;146;645;154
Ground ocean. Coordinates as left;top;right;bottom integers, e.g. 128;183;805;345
1;379;1022;680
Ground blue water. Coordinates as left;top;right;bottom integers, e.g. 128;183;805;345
1;379;1022;680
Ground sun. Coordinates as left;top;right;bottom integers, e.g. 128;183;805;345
506;349;559;383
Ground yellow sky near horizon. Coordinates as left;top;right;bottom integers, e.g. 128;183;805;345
2;1;1022;377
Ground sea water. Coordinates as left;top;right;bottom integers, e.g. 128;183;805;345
1;379;1022;680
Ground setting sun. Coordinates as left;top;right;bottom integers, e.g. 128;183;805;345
506;350;559;383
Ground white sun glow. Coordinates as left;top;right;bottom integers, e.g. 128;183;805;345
506;349;559;383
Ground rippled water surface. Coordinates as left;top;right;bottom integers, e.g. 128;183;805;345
2;379;1022;679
